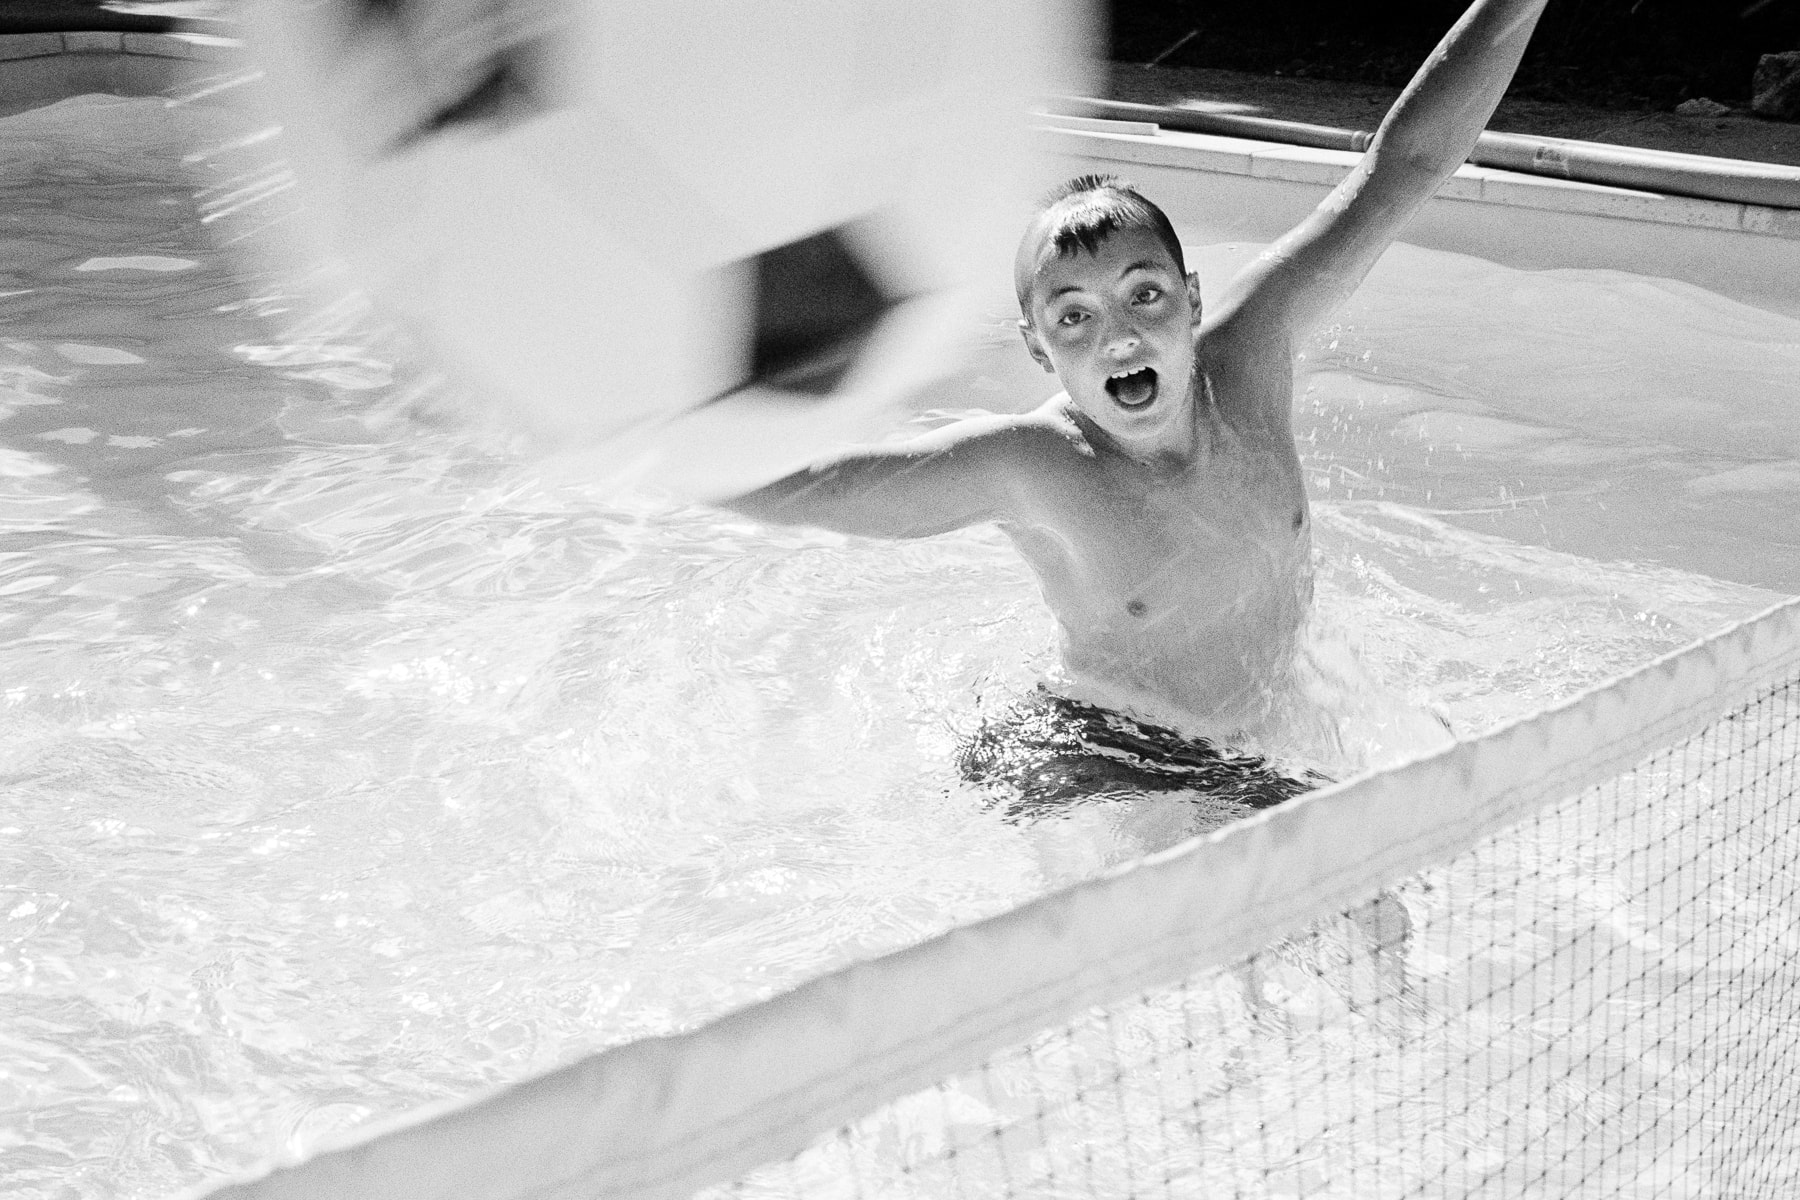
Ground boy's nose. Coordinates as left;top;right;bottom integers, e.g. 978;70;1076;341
1104;326;1140;357
1094;318;1137;356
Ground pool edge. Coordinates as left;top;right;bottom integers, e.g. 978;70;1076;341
0;30;235;117
1037;117;1800;319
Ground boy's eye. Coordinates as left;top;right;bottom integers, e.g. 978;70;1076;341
1133;286;1164;304
1056;310;1089;327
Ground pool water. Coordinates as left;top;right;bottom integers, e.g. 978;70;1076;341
1;95;1796;1199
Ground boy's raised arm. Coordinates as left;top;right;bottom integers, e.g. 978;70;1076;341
1213;0;1551;340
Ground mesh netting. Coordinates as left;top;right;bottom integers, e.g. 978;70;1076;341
188;605;1800;1200
712;674;1800;1200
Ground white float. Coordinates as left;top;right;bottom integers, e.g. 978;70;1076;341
240;0;1090;498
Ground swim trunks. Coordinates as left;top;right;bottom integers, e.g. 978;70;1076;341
956;687;1323;822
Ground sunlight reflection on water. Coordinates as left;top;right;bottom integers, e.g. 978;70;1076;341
1;95;1796;1198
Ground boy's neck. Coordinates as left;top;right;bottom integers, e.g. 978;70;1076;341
1065;393;1201;474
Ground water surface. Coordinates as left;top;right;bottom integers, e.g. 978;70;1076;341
1;95;1795;1198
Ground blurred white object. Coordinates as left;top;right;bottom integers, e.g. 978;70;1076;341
239;0;1092;498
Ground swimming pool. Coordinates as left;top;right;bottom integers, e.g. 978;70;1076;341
3;92;1797;1199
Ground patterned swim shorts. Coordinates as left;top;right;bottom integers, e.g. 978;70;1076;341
956;687;1324;822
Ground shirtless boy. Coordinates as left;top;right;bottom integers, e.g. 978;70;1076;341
731;0;1551;783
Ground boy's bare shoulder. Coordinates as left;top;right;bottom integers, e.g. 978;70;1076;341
911;395;1095;467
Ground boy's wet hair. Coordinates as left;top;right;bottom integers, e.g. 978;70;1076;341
1017;175;1187;309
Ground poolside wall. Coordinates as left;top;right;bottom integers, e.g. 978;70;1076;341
1034;116;1800;321
0;31;233;119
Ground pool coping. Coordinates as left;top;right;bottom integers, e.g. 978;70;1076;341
0;29;234;63
1034;115;1800;242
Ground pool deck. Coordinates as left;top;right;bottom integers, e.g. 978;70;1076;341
1106;63;1800;170
5;18;1799;161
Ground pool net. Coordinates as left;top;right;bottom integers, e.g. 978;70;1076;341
193;597;1800;1200
715;686;1800;1200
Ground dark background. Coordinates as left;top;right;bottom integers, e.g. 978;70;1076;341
1108;1;1800;110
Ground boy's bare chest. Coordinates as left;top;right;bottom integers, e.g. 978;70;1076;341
1006;439;1310;629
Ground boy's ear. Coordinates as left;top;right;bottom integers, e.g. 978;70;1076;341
1186;271;1203;324
1018;319;1055;374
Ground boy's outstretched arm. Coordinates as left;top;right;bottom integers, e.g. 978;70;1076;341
1212;0;1551;343
723;412;1038;539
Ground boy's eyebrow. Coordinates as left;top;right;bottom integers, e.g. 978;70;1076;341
1042;259;1173;301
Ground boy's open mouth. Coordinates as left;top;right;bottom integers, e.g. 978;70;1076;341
1105;366;1158;409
